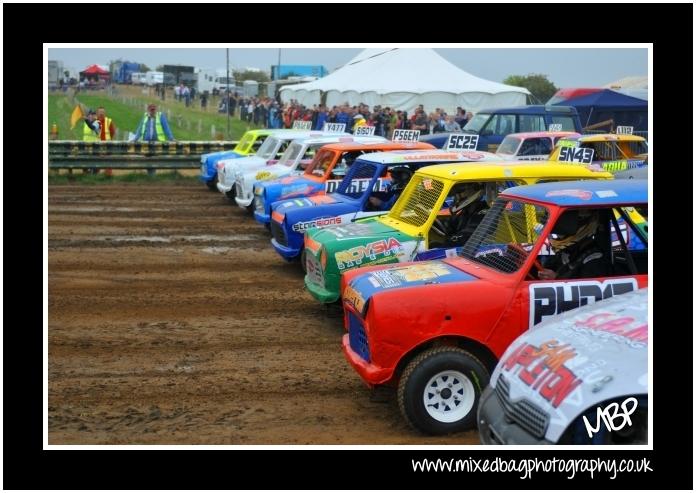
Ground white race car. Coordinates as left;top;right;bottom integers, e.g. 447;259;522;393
215;129;351;200
233;134;386;211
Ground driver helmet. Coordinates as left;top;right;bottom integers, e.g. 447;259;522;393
549;209;599;250
388;166;413;192
333;161;348;178
451;183;484;214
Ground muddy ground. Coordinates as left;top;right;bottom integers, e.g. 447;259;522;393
48;183;479;445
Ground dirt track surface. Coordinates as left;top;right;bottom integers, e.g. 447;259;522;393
49;183;480;445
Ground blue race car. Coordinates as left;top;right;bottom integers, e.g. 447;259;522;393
199;129;273;189
268;149;499;263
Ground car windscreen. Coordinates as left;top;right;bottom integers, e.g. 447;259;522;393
255;137;281;160
388;174;446;227
335;161;378;200
496;137;521;155
235;132;255;153
304;149;335;177
277;141;305;166
460;198;550;273
463;114;490;133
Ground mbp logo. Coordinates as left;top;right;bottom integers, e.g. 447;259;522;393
583;397;638;438
529;279;638;326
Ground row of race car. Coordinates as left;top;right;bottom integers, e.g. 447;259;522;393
199;123;649;444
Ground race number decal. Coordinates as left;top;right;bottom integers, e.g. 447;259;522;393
548;123;563;132
616;126;634;135
354;125;376;136
529;278;638;326
392;129;420;143
445;133;479;151
558;146;595;164
292;120;312;130
322;122;346;133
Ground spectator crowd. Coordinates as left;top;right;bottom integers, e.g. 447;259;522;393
215;91;474;137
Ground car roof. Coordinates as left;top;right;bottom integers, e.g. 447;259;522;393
501;179;647;206
290;135;387;145
267;130;352;139
415;162;613;181
244;129;276;137
566;134;647;143
503;131;581;140
318;141;435;152
476;105;578;115
356;149;500;164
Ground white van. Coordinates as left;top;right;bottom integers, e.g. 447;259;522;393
145;71;164;86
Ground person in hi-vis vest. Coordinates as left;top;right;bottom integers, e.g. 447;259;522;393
82;109;101;142
96;106;116;141
133;103;175;141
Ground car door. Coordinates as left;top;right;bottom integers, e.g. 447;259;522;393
516;206;649;331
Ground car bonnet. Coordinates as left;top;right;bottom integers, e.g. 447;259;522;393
491;289;648;443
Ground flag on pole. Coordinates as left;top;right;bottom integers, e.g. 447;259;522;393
70;104;84;130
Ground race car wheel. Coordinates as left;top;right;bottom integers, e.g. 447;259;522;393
246;199;255;214
398;346;489;435
206;178;217;191
225;189;236;202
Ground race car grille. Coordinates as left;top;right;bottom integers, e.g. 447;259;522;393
271;220;287;247
348;312;370;362
495;375;549;439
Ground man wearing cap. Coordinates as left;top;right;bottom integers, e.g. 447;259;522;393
133;103;175;142
82;109;101;142
352;113;367;133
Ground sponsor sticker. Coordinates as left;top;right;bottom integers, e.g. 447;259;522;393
545;189;593;200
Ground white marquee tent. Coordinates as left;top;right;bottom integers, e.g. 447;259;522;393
279;48;530;114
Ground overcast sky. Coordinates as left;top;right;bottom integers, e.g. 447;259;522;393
47;47;648;88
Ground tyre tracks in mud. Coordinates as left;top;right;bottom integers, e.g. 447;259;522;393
49;183;479;445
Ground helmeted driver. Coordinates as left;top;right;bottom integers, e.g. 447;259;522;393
537;209;609;279
431;182;489;246
368;166;413;210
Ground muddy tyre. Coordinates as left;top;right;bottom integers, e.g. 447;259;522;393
206;178;217;191
398;346;489;435
299;248;307;273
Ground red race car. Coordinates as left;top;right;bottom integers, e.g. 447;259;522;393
340;179;648;435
